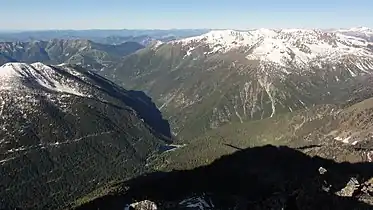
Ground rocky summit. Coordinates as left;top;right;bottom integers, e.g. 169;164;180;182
0;62;171;209
76;145;373;210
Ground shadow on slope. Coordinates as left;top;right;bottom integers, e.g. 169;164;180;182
0;53;17;64
52;65;173;141
76;145;373;210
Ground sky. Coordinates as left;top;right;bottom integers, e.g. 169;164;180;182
1;0;373;30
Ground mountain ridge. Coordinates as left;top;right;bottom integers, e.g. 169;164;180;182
0;39;145;71
1;27;373;209
172;28;373;67
0;62;171;209
105;27;373;140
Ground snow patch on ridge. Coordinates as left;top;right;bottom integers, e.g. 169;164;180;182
258;77;276;117
0;62;87;97
175;28;373;70
176;30;257;54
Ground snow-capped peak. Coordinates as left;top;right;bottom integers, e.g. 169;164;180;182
0;62;86;96
30;61;49;69
150;40;164;49
0;63;21;78
175;30;258;54
345;26;373;32
173;28;373;68
334;27;373;40
179;29;242;43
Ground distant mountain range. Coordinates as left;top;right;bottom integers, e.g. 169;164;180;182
0;62;171;209
1;27;373;209
0;29;210;44
2;27;373;141
0;39;144;70
94;35;156;46
335;26;373;42
105;27;373;140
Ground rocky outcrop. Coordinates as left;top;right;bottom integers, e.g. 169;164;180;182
75;145;373;210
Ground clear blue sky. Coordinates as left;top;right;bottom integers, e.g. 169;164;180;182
1;0;372;30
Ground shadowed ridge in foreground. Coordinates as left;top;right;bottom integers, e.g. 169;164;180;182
76;145;373;210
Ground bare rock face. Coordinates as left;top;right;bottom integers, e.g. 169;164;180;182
336;177;360;197
178;196;214;209
334;176;373;206
125;200;157;210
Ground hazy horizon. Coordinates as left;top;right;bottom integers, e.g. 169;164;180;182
1;0;373;30
0;26;370;33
